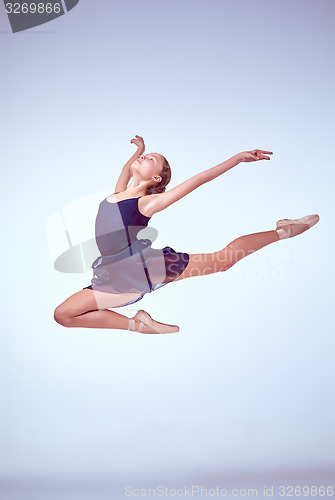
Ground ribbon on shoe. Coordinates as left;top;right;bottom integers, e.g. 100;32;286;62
135;310;179;334
275;214;319;239
128;318;145;332
276;215;319;228
276;219;293;226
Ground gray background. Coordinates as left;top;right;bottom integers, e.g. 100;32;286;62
1;0;334;498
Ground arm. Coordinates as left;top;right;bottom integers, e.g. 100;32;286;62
148;149;272;215
147;153;243;214
114;135;145;193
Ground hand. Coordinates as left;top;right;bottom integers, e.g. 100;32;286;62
130;135;145;151
240;149;273;162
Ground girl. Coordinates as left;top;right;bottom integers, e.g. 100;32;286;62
54;135;319;334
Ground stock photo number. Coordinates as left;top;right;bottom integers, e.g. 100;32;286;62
5;2;62;14
278;484;334;497
3;0;80;33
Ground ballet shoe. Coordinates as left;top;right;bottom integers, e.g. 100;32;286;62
128;318;147;333
276;214;319;229
275;214;319;239
134;310;180;334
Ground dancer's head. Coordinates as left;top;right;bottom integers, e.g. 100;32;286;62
131;153;171;195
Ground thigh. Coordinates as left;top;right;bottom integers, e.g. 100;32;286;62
55;288;144;316
172;252;221;282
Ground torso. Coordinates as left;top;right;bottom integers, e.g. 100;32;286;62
105;192;158;218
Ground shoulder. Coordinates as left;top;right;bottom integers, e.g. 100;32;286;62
138;193;163;218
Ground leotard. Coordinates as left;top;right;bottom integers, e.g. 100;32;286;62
83;194;189;306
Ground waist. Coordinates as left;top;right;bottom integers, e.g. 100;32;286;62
93;238;151;268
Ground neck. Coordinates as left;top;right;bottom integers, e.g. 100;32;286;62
125;178;149;197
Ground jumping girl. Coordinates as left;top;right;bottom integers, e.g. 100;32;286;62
54;135;319;334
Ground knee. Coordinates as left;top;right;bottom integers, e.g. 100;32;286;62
214;251;235;272
216;245;248;271
54;306;73;327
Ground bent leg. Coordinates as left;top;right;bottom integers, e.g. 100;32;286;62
172;229;279;282
53;289;158;333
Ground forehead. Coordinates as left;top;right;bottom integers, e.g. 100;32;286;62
149;153;162;163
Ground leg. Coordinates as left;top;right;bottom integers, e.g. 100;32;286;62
172;229;280;282
54;289;161;334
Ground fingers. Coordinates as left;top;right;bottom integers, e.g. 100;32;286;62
131;135;143;143
252;149;273;155
261;150;273;160
255;150;273;160
257;155;270;160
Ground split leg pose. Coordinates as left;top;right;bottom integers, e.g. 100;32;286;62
54;136;319;334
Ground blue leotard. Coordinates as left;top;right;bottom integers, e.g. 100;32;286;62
83;194;189;306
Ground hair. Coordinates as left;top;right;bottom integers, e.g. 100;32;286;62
146;154;171;195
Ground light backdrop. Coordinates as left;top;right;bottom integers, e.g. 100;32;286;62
1;1;334;499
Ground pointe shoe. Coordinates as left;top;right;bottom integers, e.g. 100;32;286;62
134;310;180;334
276;214;319;239
276;214;319;229
128;317;147;333
128;316;169;335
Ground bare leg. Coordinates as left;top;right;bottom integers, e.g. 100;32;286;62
173;230;280;281
54;289;161;333
66;309;160;333
54;230;280;331
218;229;280;270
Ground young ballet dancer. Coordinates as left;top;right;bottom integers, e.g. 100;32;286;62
54;135;319;334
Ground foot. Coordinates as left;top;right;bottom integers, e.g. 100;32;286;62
276;214;319;239
134;310;180;334
276;214;319;229
128;316;158;334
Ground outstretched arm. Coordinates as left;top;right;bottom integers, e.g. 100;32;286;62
147;149;273;215
114;135;145;193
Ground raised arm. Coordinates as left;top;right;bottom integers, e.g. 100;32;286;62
148;149;273;215
114;135;145;193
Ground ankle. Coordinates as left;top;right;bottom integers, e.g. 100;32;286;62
276;227;288;240
128;317;141;332
128;316;157;334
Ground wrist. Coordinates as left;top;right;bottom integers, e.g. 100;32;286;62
236;152;244;163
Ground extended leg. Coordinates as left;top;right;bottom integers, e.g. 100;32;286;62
217;229;280;271
174;214;319;281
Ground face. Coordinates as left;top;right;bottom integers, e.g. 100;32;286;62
131;153;163;184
